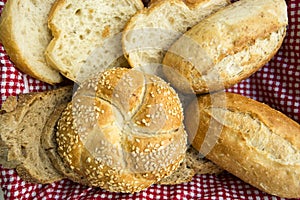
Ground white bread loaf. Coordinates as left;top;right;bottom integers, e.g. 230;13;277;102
186;92;300;198
0;0;63;84
56;68;187;193
45;0;144;83
163;0;288;94
122;0;229;74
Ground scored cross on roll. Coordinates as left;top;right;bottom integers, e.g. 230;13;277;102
56;68;187;193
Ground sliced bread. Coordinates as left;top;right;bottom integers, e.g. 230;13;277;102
159;146;223;185
0;85;222;186
41;103;90;185
45;0;144;83
122;0;230;74
0;0;63;84
0;86;73;184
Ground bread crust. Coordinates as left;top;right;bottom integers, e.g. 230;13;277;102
122;0;230;71
42;103;91;185
188;92;300;198
0;86;73;184
56;68;187;193
163;0;288;94
0;0;63;84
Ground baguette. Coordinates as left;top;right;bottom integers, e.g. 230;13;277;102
186;92;300;198
162;0;288;94
0;0;63;84
45;0;144;83
122;0;229;74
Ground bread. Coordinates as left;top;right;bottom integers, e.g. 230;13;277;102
148;0;201;6
0;0;63;85
56;68;187;193
184;145;223;175
158;154;195;185
122;0;229;74
186;92;300;198
0;86;72;184
162;0;288;94
0;85;220;187
159;146;223;185
45;0;144;83
42;103;90;185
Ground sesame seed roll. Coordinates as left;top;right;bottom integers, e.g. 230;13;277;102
56;68;187;193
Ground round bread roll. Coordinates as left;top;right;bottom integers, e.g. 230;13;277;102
56;68;187;193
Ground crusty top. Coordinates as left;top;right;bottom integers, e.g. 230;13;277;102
188;92;300;198
56;68;187;193
162;0;288;94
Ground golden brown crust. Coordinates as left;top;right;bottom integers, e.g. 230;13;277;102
56;68;187;193
162;0;288;94
122;0;230;70
188;92;300;198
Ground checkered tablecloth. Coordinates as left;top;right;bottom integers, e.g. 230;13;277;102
0;0;299;199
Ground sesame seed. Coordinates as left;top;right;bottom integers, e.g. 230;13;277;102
87;157;91;163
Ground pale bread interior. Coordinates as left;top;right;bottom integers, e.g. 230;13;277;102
122;0;229;74
0;0;62;84
45;0;144;83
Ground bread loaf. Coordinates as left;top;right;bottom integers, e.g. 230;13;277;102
45;0;144;83
162;0;288;94
0;0;63;84
0;86;72;183
122;0;229;74
186;92;300;198
56;68;187;193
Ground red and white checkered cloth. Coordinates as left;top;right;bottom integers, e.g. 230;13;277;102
0;0;299;199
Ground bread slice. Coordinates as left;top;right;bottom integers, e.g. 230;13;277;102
0;85;221;186
159;146;223;185
45;0;144;83
0;0;63;85
0;86;72;184
41;103;90;185
185;145;223;175
158;158;195;185
122;0;230;74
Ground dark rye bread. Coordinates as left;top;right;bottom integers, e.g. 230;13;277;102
0;86;73;184
159;147;223;185
41;103;90;185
